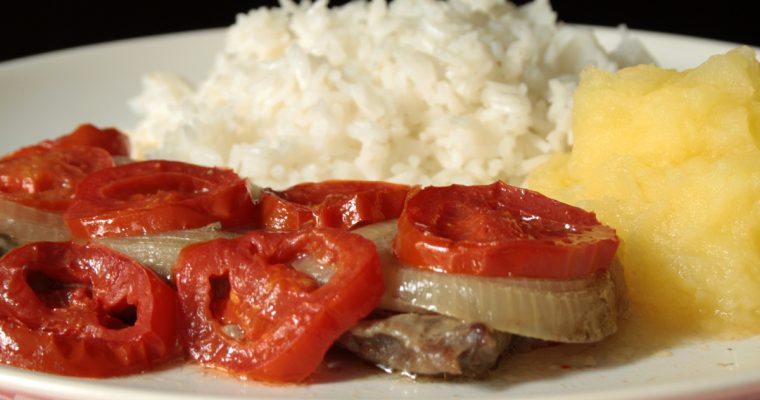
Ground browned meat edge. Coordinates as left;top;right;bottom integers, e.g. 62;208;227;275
339;313;511;377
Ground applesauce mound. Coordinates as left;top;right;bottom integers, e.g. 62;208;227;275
527;47;760;339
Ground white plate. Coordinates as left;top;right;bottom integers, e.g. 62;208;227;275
1;27;759;400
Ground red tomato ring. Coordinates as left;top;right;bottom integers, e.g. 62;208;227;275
173;228;383;382
0;146;115;212
261;180;410;230
1;123;130;161
64;160;259;239
394;182;620;279
0;242;178;377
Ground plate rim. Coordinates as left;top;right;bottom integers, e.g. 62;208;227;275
0;23;754;68
0;25;758;400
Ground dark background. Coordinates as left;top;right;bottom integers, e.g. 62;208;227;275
0;0;757;62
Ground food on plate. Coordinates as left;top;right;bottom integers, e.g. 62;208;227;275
128;0;651;189
119;0;644;377
0;241;178;377
261;180;409;230
63;160;259;239
527;47;760;338
173;228;384;382
6;0;693;385
0;126;127;252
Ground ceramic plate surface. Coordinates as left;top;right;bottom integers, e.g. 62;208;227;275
0;27;758;400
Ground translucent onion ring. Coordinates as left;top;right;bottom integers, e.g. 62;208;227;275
96;224;238;280
293;221;625;343
0;198;70;248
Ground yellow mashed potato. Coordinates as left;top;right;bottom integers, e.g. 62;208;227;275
527;47;760;339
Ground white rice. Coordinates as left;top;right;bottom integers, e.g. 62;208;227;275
129;0;652;189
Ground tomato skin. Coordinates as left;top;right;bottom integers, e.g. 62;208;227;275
394;182;620;279
0;146;115;212
64;160;259;239
1;123;130;161
173;228;383;382
0;242;178;377
261;180;410;230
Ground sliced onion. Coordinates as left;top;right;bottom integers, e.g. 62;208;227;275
245;178;264;202
0;198;70;247
87;171;260;281
292;220;624;343
112;156;134;166
96;224;238;280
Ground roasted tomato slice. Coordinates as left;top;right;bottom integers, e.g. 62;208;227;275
0;146;115;212
173;228;383;382
261;180;410;230
1;123;130;161
64;160;259;239
0;242;178;377
394;182;619;279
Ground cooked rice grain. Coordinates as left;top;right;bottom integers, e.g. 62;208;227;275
129;0;651;189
